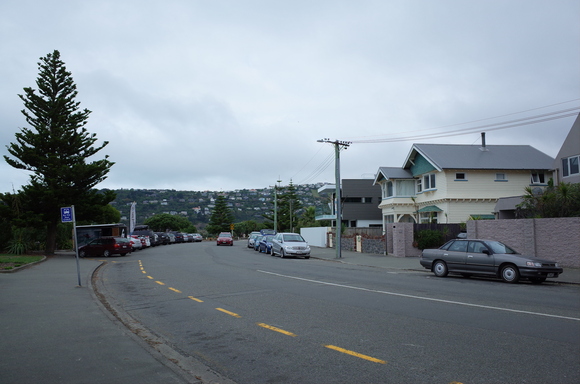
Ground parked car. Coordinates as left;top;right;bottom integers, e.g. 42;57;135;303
171;231;185;243
184;233;193;242
139;235;150;248
166;232;176;244
419;239;563;284
217;232;233;246
271;233;311;259
248;232;261;248
132;226;159;246
253;235;263;251
129;235;143;251
155;232;170;245
78;236;132;257
192;233;203;242
258;235;275;254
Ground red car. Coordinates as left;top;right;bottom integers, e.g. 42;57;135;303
78;236;132;257
216;232;233;246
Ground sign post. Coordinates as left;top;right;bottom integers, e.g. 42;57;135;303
62;206;81;287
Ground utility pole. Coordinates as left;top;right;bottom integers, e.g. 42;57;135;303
317;138;351;258
274;179;281;232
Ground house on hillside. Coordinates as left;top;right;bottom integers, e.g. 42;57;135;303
373;134;555;226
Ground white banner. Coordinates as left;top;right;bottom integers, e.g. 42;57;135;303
129;201;136;234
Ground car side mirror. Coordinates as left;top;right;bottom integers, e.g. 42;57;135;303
482;249;490;255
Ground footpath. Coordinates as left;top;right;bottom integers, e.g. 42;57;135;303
1;247;578;384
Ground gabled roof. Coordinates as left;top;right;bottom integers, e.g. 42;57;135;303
373;167;414;185
403;143;554;170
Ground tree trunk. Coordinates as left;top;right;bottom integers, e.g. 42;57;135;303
45;220;58;255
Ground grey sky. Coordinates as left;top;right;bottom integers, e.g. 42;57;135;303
1;0;579;193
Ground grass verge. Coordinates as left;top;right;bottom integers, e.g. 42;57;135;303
0;254;44;270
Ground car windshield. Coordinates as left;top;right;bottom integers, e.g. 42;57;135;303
283;234;304;242
485;240;518;254
263;235;274;241
219;233;231;238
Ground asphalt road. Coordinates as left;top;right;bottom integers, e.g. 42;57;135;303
96;241;580;384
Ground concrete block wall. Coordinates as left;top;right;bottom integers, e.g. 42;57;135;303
467;217;580;268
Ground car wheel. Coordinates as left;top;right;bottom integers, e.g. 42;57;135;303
305;256;310;259
103;250;111;257
120;253;127;256
280;249;285;258
271;248;276;256
500;264;520;284
529;277;546;284
433;260;448;277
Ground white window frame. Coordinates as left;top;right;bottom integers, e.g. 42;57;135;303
562;155;579;177
530;172;546;185
423;173;436;190
495;173;507;182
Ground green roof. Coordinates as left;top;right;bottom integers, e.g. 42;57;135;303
417;205;442;212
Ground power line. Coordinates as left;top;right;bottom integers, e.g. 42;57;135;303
349;107;579;144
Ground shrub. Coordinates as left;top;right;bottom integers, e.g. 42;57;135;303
415;229;444;250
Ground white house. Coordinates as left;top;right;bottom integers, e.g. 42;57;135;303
374;134;555;226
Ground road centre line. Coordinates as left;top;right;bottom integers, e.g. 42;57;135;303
257;270;580;322
188;296;204;302
216;308;242;318
325;344;386;364
169;287;181;293
257;323;297;337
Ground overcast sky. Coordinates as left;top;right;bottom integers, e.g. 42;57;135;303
1;0;579;193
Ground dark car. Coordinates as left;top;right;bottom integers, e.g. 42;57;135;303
258;235;275;254
78;236;132;257
217;232;233;246
155;232;170;245
420;239;563;284
171;231;185;243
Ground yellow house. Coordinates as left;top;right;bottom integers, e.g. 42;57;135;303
374;136;555;225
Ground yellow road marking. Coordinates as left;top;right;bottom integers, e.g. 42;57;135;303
147;276;154;279
216;308;241;318
324;345;386;364
257;323;297;337
155;281;165;286
141;270;147;274
169;287;181;293
188;296;204;302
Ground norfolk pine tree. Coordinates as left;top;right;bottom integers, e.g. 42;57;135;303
4;50;114;254
206;195;235;235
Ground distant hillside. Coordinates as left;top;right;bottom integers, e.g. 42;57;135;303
107;183;329;228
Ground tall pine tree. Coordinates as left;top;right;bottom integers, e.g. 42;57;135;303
206;195;235;235
277;181;303;232
4;50;114;254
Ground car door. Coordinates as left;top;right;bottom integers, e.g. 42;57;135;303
464;241;495;274
441;240;468;271
85;238;102;256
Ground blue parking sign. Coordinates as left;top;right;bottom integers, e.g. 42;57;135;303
61;207;73;222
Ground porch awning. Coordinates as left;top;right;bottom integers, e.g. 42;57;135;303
417;205;442;213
